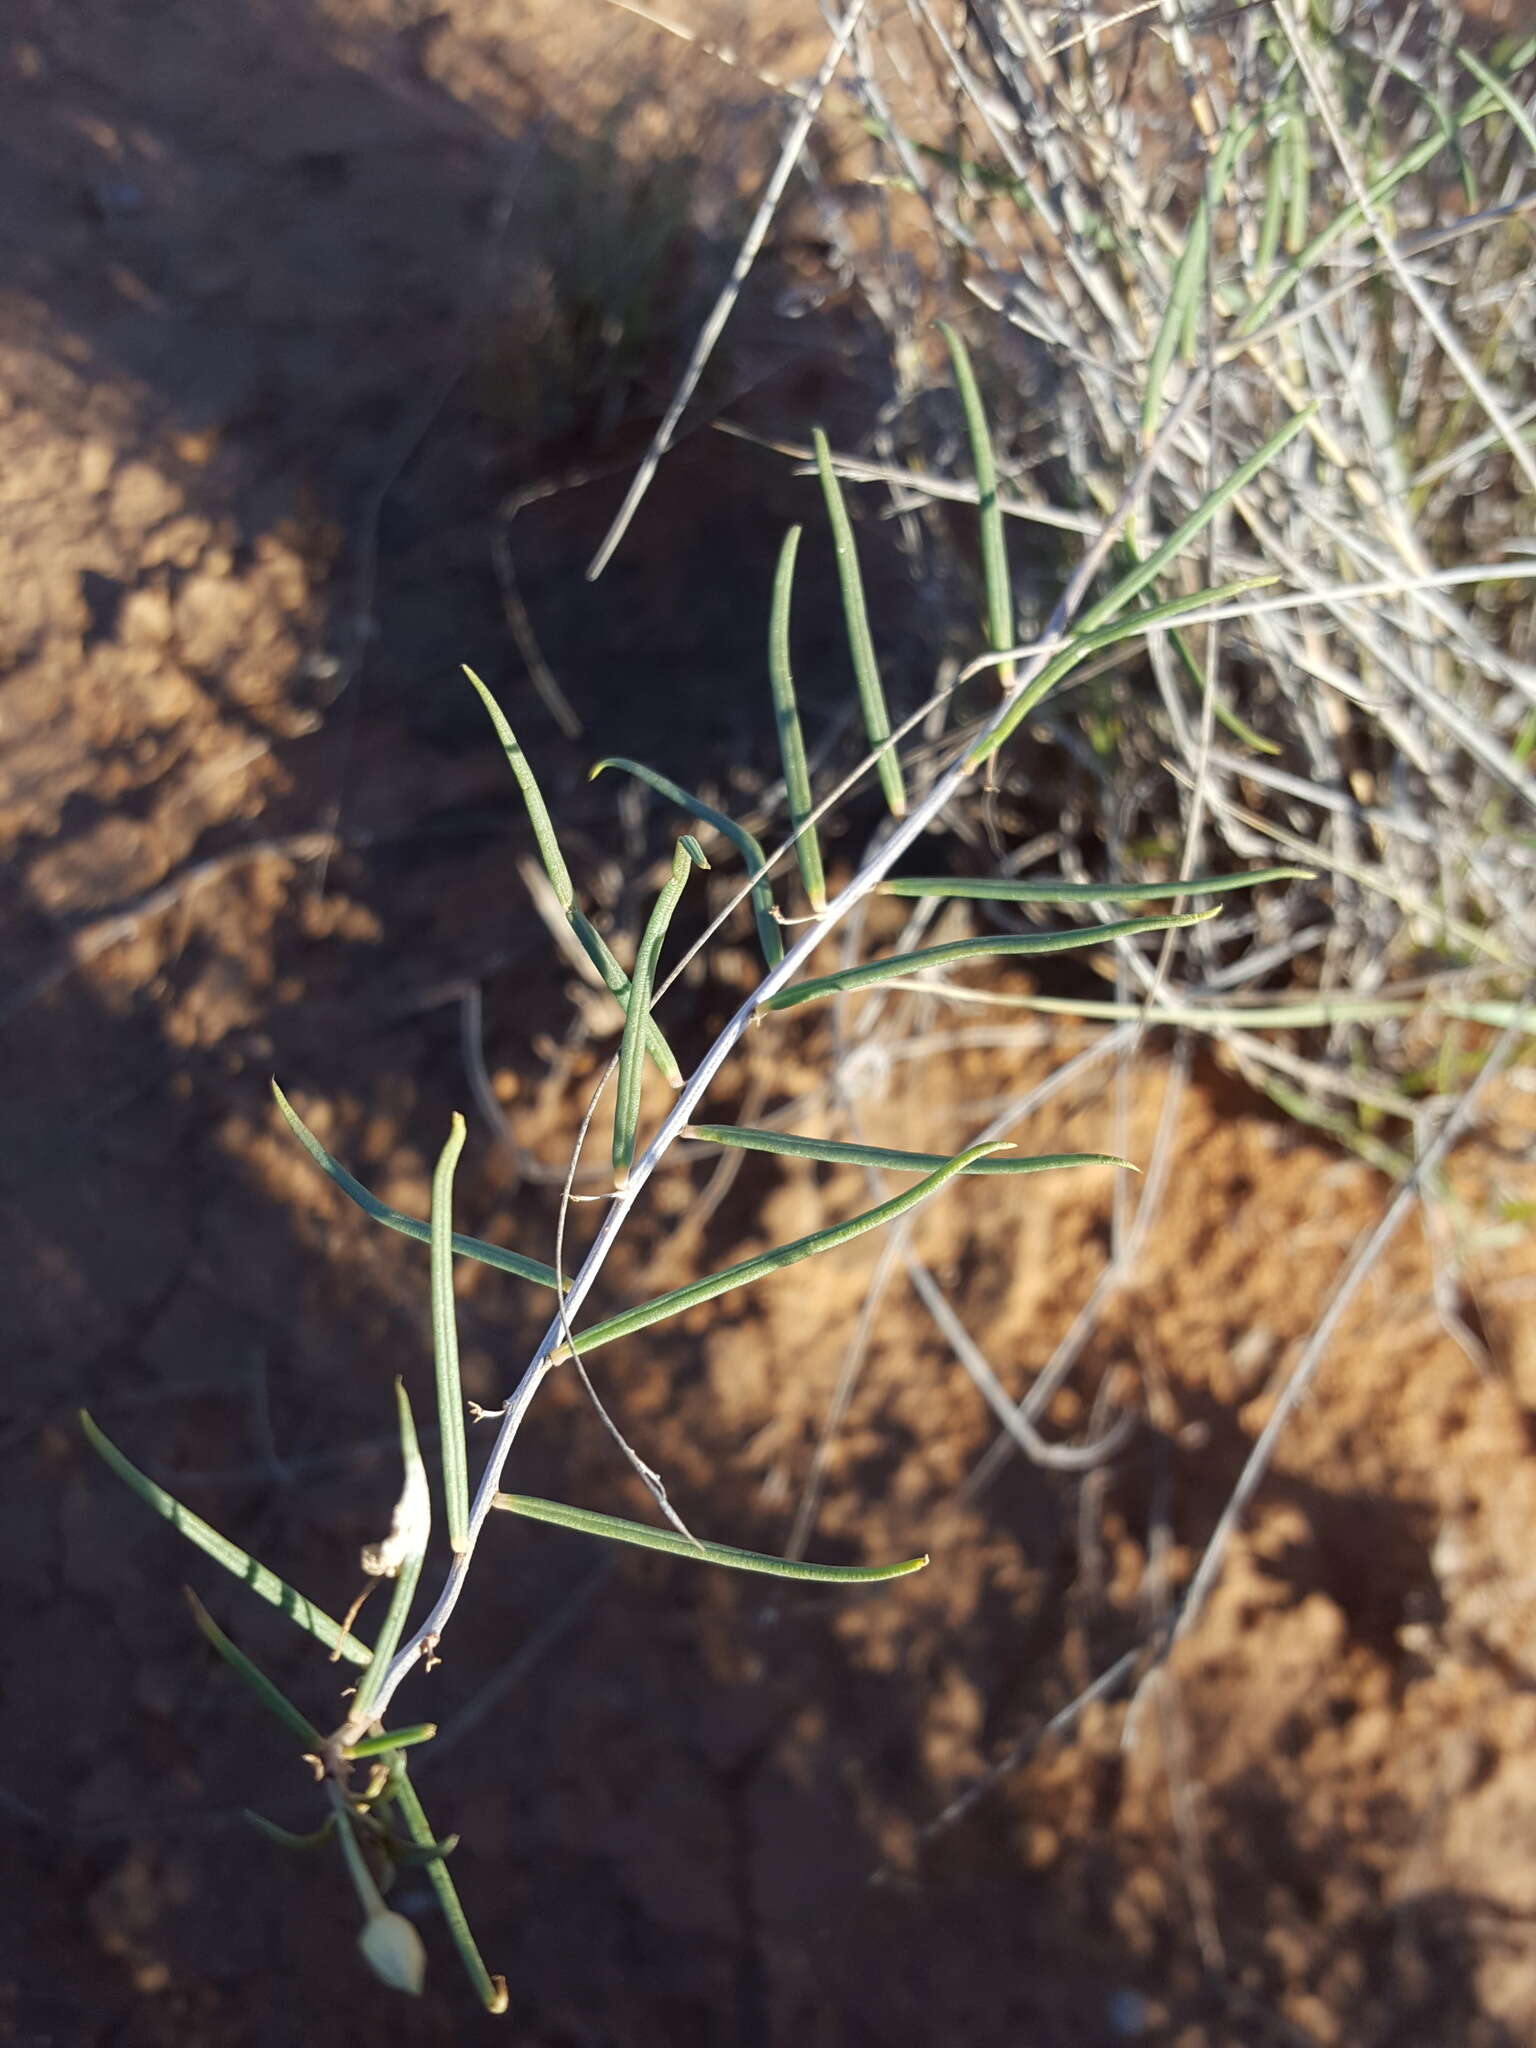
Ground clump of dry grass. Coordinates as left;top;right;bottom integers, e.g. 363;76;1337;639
807;0;1536;1157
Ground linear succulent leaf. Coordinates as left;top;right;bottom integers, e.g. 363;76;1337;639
687;1124;1133;1176
556;1142;1006;1358
80;1410;371;1666
613;836;708;1181
493;1491;928;1582
592;755;782;966
430;1114;470;1554
766;909;1218;1012
768;525;827;912
812;426;906;816
271;1082;560;1291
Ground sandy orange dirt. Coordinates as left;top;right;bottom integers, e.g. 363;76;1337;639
4;3;1536;2044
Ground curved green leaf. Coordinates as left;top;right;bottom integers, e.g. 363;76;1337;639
765;909;1218;1013
769;526;826;912
687;1124;1133;1177
591;755;781;966
555;1141;1004;1359
614;836;708;1182
271;1082;560;1293
464;666;680;1086
430;1115;470;1554
939;324;1012;669
878;864;1311;904
494;1490;928;1582
80;1409;370;1667
185;1588;324;1749
812;426;905;817
388;1761;508;2014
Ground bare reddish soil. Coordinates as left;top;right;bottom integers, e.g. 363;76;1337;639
4;5;1536;2046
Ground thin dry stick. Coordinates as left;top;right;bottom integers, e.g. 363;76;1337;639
586;0;870;578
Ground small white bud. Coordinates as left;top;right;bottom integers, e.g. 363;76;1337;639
357;1910;427;1996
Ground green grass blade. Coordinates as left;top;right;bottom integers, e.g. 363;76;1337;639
80;1409;370;1667
614;836;707;1181
1079;426;1309;638
463;666;576;909
971;572;1280;766
271;1082;560;1292
939;324;1012;667
878;864;1311;904
687;1124;1133;1176
345;1724;438;1760
184;1588;324;1749
464;666;680;1085
350;1380;430;1728
493;1491;929;1583
430;1114;470;1554
591;755;782;966
555;1141;1005;1359
812;427;906;817
388;1760;509;2015
765;909;1218;1013
769;526;827;912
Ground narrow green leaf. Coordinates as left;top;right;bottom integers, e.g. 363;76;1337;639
765;909;1218;1013
556;1141;1006;1359
493;1491;929;1583
969;576;1276;766
430;1114;470;1554
1079;430;1309;638
614;836;708;1182
463;665;680;1087
463;666;576;908
243;1810;338;1852
345;1723;438;1760
591;755;782;966
812;427;906;817
388;1760;509;2015
271;1082;560;1293
566;909;684;1088
80;1409;370;1667
687;1124;1134;1177
769;526;827;912
969;414;1310;768
349;1380;430;1728
939;324;1012;668
184;1588;324;1749
879;864;1311;904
